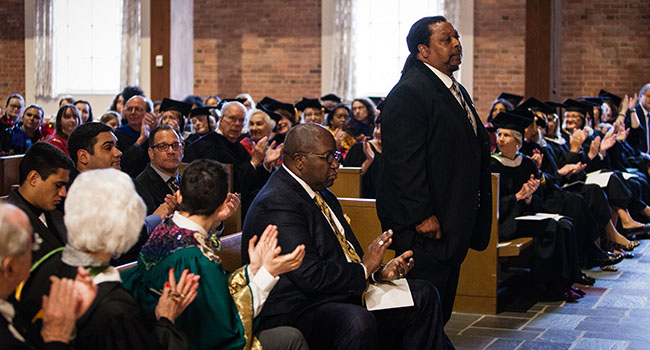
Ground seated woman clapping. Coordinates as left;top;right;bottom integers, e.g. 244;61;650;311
122;159;308;350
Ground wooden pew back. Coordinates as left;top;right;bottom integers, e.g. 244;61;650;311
329;167;362;198
0;155;23;196
338;198;394;264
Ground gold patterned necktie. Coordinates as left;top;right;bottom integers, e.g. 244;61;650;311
451;78;477;135
313;192;361;263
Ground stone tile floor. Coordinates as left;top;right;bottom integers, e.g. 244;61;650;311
445;241;650;349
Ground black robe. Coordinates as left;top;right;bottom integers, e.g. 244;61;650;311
6;190;66;263
490;154;581;285
182;131;271;218
16;251;187;350
341;142;382;199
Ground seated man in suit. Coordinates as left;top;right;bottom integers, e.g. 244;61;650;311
242;124;449;350
7;143;74;262
134;125;182;215
114;95;157;178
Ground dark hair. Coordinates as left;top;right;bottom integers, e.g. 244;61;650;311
179;159;228;216
19;142;74;184
74;100;94;123
149;125;181;147
352;98;377;123
68;122;113;164
59;95;74;106
55;104;81;138
487;98;514;123
183;95;204;107
5;94;24;107
204;95;221;106
121;86;145;106
403;16;448;72
326;104;351;127
375;115;382;125
109;93;122;112
100;111;120;126
23;104;44;119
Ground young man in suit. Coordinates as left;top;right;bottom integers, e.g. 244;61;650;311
378;16;493;324
242;124;450;350
7;143;75;262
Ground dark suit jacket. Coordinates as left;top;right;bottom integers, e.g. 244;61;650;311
377;59;492;265
134;165;174;216
114;125;150;178
241;167;367;330
626;104;648;153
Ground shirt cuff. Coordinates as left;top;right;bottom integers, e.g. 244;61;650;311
360;263;369;279
249;265;279;293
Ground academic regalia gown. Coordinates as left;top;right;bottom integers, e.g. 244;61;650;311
341;142;382;199
490;153;581;285
15;250;186;350
122;217;261;350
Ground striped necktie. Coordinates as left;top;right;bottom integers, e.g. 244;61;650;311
167;176;180;193
451;78;477;135
313;192;361;263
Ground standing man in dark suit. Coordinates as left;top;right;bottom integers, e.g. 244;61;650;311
626;83;650;153
377;16;492;324
134;125;182;215
242;124;450;350
7;143;75;262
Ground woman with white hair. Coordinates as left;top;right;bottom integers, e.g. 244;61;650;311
17;168;198;350
490;111;584;301
240;109;278;156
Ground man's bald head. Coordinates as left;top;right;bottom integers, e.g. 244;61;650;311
282;123;334;166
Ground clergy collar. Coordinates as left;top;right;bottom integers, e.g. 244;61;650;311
422;62;454;89
491;152;523;167
172;211;209;237
282;164;317;199
150;164;176;183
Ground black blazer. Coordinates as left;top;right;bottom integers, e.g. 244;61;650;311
241;167;367;330
134;165;174;216
7;190;66;262
377;59;492;265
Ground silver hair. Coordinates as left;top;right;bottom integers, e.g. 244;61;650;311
64;168;146;256
0;204;31;266
248;109;277;130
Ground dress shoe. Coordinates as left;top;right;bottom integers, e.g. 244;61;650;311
621;223;650;236
619;251;634;259
576;273;595;286
587;249;624;267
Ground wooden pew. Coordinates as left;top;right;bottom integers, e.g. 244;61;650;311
338;198;394;264
329;167;362;198
0;155;23;196
453;173;534;314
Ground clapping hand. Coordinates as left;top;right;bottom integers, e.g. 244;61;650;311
531;149;544;169
379;250;415;281
264;141;283;168
248;224;305;277
251;136;269;167
516;174;540;203
363;230;394;275
570;129;588;152
155;268;200;324
215;193;241;222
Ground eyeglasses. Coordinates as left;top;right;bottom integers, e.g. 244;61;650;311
298;151;342;164
151;142;183;151
224;115;246;124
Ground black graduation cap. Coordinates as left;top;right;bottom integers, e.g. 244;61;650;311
578;96;605;106
320;93;342;103
258;96;295;115
518;97;554;115
563;99;589;116
491;111;533;135
294;97;322;111
159;98;192;117
216;98;248;110
257;104;283;124
497;92;524;108
598;90;622;108
190;106;217;118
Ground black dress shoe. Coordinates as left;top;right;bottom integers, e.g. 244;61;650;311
576;273;595;286
588;250;624;267
621;224;650;236
620;251;634;259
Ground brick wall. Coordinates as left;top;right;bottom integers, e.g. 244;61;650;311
193;0;322;104
473;0;526;123
0;0;26;103
558;0;650;101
